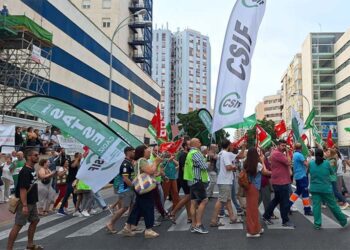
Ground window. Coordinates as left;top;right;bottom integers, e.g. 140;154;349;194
82;0;91;9
102;0;111;9
102;18;111;28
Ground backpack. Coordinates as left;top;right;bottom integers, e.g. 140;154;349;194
238;170;250;189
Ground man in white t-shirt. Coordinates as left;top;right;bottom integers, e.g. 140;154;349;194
209;139;242;226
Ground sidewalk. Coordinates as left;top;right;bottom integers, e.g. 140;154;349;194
0;202;15;227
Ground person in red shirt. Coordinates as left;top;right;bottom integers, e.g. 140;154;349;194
262;140;295;228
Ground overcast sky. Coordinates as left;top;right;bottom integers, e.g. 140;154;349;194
153;0;350;116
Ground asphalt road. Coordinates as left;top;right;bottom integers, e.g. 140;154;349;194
2;177;350;250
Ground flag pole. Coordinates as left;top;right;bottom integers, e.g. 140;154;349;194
127;89;131;131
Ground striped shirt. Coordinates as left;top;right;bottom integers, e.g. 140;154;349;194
190;148;208;184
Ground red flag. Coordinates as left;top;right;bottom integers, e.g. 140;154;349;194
256;125;272;148
301;133;308;142
327;130;334;148
148;104;167;141
231;133;248;148
159;138;184;154
286;130;294;149
274;120;287;138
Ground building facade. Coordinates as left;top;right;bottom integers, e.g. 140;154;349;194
281;53;304;127
262;92;283;123
302;33;343;145
70;0;153;76
255;101;264;120
152;28;211;124
3;0;160;141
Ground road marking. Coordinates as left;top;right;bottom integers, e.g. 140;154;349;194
258;204;293;230
17;217;86;242
293;198;341;228
66;215;110;238
341;209;350;217
0;214;64;241
168;208;190;231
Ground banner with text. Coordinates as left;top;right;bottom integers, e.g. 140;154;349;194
0;125;15;154
212;0;266;133
57;135;84;155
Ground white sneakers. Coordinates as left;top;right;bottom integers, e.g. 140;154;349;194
81;210;91;217
246;228;264;238
341;203;349;210
290;205;298;212
72;211;83;217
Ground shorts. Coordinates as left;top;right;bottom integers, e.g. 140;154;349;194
190;181;207;203
218;184;232;202
177;178;190;195
119;190;135;208
15;203;39;226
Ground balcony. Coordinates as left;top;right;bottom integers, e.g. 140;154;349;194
129;3;146;12
128;19;152;32
128;35;146;47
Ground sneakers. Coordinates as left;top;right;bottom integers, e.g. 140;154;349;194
81;210;90;217
121;227;136;237
321;205;327;209
236;209;244;216
290;205;298;212
194;224;209;234
246;233;261;238
190;226;196;233
57;209;68;216
341;203;349;210
282;221;296;228
262;217;274;225
72;211;83;217
144;229;159;239
153;221;161;227
260;228;264;234
90;209;99;215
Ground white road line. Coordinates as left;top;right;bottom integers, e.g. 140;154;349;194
168;208;190;231
341;209;350;217
66;215;110;238
17;217;86;242
218;217;244;230
293;198;341;228
0;214;64;241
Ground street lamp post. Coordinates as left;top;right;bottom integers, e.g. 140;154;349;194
292;92;312;145
107;9;148;124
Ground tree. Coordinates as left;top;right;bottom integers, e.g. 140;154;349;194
246;118;277;148
176;110;229;146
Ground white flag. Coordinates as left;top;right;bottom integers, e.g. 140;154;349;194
0;124;15;154
212;0;266;133
291;108;305;136
77;151;124;192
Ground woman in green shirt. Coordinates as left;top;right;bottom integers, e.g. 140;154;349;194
309;149;349;229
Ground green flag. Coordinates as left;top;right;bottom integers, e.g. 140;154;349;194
166;123;173;141
198;109;213;132
14;96;128;162
225;114;256;129
345;127;350;133
109;121;143;148
291;109;309;157
312;125;324;145
304;108;315;129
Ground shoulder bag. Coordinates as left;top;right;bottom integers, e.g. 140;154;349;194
132;159;156;195
8;183;35;214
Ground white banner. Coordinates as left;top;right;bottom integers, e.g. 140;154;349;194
57;135;84;155
77;149;124;192
31;45;41;64
0;125;15;154
212;0;266;133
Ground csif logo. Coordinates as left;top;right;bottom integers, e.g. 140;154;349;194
219;92;242;115
242;0;265;8
86;153;114;171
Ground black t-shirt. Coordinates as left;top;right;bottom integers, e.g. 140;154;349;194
178;151;188;180
67;162;79;183
119;159;134;192
15;165;38;204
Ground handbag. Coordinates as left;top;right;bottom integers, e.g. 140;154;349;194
238;170;250;190
132;159;156;195
8;183;35;214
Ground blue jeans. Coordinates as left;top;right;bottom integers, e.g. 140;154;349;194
264;184;290;224
59;181;77;210
231;179;242;211
127;192;154;229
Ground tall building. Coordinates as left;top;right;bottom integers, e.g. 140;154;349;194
262;92;283;123
152;28;211;124
302;33;343;145
255;101;264;120
281;53;303;127
2;1;160;142
70;0;153;75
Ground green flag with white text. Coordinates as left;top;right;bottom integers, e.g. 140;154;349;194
14;96;129;162
304;108;315;129
166;123;173;141
291;108;309;157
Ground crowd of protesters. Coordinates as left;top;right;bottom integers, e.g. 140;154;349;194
3;131;350;249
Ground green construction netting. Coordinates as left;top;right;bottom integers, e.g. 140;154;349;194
0;15;52;43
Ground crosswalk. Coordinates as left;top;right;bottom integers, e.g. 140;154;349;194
1;198;349;244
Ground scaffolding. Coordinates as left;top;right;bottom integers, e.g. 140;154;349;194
0;15;53;121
